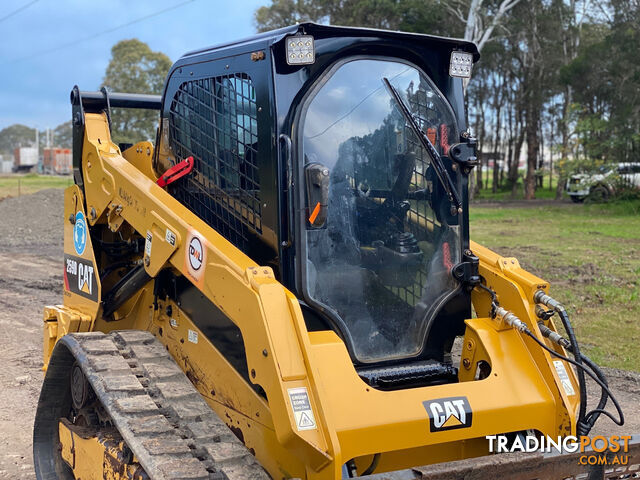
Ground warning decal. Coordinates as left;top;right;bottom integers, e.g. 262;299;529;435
553;360;576;396
144;230;153;257
287;387;317;431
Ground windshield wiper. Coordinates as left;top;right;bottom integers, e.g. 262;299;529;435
382;77;462;215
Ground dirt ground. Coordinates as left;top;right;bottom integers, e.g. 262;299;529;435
0;190;637;479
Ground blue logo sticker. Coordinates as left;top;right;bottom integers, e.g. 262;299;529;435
73;211;87;255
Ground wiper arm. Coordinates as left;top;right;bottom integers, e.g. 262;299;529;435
382;77;462;215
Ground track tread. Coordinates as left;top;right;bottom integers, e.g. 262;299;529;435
65;330;269;480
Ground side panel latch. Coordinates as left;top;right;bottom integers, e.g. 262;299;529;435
452;249;481;290
449;134;479;174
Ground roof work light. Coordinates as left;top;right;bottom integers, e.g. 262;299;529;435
286;35;315;65
449;51;473;78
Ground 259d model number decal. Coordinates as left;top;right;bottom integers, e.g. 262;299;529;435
64;254;98;301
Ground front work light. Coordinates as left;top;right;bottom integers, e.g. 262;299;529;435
449;51;473;78
286;35;315;65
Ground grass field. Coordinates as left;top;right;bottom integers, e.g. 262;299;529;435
0;173;72;198
471;199;640;371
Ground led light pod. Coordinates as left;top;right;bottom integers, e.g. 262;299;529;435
449;51;473;78
286;35;315;65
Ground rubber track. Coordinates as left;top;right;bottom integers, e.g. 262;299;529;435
65;330;269;480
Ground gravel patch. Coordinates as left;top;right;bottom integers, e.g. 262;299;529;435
0;189;64;256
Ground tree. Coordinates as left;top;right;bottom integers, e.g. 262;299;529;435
52;121;72;149
101;39;172;145
254;0;454;35
562;1;640;167
447;0;522;52
0;124;36;156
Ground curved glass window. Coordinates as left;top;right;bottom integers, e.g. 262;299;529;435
302;58;461;363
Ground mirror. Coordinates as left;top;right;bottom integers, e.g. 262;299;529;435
305;163;329;228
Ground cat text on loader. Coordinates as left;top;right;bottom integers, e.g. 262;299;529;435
33;23;634;480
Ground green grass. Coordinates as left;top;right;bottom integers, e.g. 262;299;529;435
470;200;640;371
0;173;72;198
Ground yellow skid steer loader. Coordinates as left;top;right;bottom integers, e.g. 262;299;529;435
33;23;633;480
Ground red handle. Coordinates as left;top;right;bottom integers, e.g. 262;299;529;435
156;156;194;188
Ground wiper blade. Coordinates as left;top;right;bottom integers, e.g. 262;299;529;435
382;77;462;215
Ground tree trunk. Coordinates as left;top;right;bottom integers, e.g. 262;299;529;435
476;94;486;193
537;119;544;189
492;105;502;193
525;105;540;200
510;110;525;197
556;89;571;200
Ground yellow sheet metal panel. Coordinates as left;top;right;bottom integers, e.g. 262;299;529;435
306;321;559;471
63;185;101;321
121;141;157;181
471;240;579;433
42;304;91;370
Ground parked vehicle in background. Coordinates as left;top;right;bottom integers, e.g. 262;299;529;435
43;148;72;175
13;147;38;172
566;162;640;202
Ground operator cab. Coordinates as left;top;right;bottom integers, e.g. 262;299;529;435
156;23;480;389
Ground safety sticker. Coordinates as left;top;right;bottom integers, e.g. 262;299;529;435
553;360;576;396
287;387;317;431
144;230;153;257
185;230;206;285
64;254;98;301
188;329;198;344
73;211;87;255
165;229;176;246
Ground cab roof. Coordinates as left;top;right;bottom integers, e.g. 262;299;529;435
182;22;480;62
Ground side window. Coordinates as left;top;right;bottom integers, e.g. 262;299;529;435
168;73;261;251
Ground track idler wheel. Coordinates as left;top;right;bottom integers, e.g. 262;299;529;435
70;362;93;410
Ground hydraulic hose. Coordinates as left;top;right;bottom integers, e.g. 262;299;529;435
580;353;608;430
476;284;621;434
538;321;609;434
534;291;588;435
523;329;624;429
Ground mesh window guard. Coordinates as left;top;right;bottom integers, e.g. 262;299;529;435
169;73;261;252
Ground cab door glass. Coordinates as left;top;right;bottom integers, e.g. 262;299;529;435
301;58;461;363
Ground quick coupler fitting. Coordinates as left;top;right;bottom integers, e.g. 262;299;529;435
494;306;529;332
534;290;563;312
537;321;572;350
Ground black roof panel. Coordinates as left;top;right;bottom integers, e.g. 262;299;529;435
182;22;479;62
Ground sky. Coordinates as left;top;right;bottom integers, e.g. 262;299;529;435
0;0;265;131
